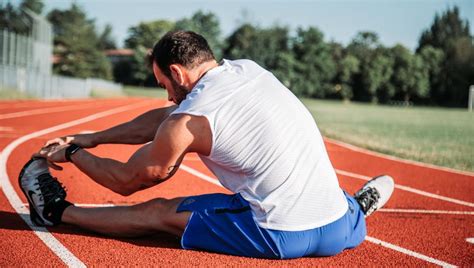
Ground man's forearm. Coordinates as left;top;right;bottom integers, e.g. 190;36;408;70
90;105;177;145
69;149;134;196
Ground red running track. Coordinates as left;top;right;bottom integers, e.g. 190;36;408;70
1;98;473;267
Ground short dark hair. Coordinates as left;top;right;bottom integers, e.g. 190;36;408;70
149;31;216;79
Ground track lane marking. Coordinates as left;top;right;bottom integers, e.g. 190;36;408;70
378;208;474;215
0;102;118;120
179;163;458;267
365;236;456;267
326;137;474;177
336;169;474;208
0;100;152;267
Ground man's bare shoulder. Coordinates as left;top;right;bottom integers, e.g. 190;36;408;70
157;113;212;156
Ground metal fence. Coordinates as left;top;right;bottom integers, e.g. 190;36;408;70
0;9;122;99
0;64;122;99
0;28;52;75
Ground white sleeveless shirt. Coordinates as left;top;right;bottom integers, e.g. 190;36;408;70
171;59;348;231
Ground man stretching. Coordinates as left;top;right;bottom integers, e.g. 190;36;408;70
20;31;394;259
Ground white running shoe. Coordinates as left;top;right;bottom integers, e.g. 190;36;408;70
354;175;394;217
18;157;69;226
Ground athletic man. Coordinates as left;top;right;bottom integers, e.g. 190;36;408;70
20;31;394;259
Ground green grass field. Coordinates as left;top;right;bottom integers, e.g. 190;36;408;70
0;88;34;99
123;86;168;98
302;99;474;172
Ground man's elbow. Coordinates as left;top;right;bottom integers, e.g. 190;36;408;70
108;172;138;196
111;184;135;196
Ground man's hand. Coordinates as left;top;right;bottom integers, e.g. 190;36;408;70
33;144;71;171
44;134;97;149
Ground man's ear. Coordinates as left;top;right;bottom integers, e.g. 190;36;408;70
169;64;185;85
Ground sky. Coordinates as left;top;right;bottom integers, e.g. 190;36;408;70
13;0;474;50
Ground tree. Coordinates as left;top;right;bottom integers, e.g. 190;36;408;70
224;24;295;88
347;31;393;102
20;0;44;14
47;4;112;79
418;45;444;104
364;51;394;103
417;6;474;106
175;11;222;59
330;42;360;101
0;2;29;34
98;24;116;50
223;23;260;60
389;44;429;103
125;20;174;49
291;27;336;98
122;20;174;86
417;6;470;52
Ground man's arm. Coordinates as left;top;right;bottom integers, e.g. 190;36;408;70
39;113;211;196
45;105;177;148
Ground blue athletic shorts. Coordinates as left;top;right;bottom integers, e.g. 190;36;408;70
176;191;366;259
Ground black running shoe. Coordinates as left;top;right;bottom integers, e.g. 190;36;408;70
354;175;394;217
18;157;70;226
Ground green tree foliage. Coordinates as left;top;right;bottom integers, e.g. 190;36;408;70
223;24;295;88
417;6;474;107
330;42;359;101
125;20;174;49
47;4;112;79
418;45;444;103
0;2;30;34
223;23;260;60
417;6;470;52
98;24;116;50
291;27;336;98
20;0;44;14
122;19;174;86
348;32;393;102
175;11;222;59
389;44;429;103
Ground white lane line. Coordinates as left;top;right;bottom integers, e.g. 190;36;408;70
326;137;474;177
379;208;474;215
0;100;152;267
179;164;456;267
336;169;474;208
180;164;223;187
365;236;456;267
0;102;111;120
0;99;95;109
466;238;474;244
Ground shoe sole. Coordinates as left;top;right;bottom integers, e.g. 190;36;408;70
18;158;47;226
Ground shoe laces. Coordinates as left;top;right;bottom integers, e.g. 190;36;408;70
355;187;380;216
37;173;67;204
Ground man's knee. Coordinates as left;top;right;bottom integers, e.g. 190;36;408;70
136;197;189;235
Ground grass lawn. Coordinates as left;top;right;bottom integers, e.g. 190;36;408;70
302;99;474;172
0;88;35;99
123;86;168;98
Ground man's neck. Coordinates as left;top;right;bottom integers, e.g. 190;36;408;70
187;60;219;89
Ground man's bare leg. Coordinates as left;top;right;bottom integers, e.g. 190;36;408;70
61;197;191;237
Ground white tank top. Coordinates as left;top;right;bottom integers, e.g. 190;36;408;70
171;59;348;231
